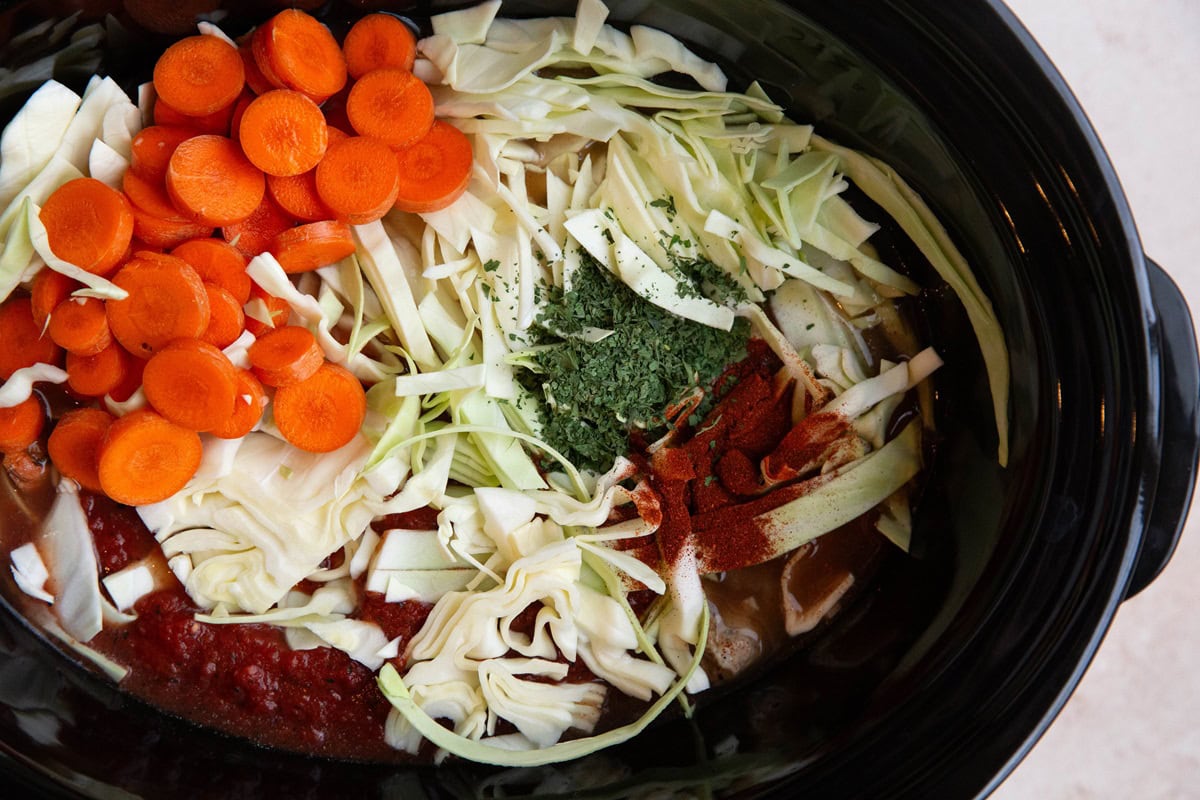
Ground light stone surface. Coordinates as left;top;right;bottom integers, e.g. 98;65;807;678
991;1;1200;798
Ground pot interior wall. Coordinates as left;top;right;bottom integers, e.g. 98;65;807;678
0;1;1152;798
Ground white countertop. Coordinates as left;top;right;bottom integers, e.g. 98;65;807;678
992;1;1200;797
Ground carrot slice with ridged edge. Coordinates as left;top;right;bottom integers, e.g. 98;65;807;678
346;68;433;148
167;135;264;227
270;220;356;273
66;342;134;397
211;368;266;439
257;10;347;102
247;325;322;387
47;407;113;492
0;396;45;454
273;362;366;452
153;34;245;116
0;297;62;379
343;14;417;79
48;297;111;356
237;89;328;176
222;193;295;258
130;125;194;183
97;409;203;505
199;283;246;348
39;178;134;275
143;338;239;431
171;238;251;303
107;252;211;358
31;269;80;329
392;120;474;214
315;136;398;224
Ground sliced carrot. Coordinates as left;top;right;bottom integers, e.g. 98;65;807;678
244;284;291;337
107;253;211;357
130;125;194;183
0;297;62;379
109;351;147;403
171;238;251;303
153;34;245;116
273;361;366;452
39;178;134;276
315;136;398;224
48;407;114;492
48;297;112;356
343;13;417;80
142;338;238;431
153;97;236;136
270;220;356;273
66;341;133;397
237;89;328;177
239;42;276;95
123;169;187;221
228;92;255;143
97;408;203;505
255;10;347;102
392;120;474;214
247;325;322;387
199;283;246;349
250;26;289;92
31;269;81;329
267;170;333;222
131;206;214;250
211;368;266;439
0;396;45;453
346;68;433;148
320;90;353;136
222;193;295;258
166;135;265;227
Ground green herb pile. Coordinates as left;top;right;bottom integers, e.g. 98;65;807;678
515;255;750;471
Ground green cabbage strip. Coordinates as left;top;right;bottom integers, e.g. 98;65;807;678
377;602;707;767
809;136;1010;466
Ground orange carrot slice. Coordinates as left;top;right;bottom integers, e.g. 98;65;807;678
0;297;63;379
255;10;347;102
166;135;265;227
66;342;134;397
107;253;211;357
273;361;365;452
343;13;417;80
48;297;112;356
142;338;238;431
153;34;245;116
48;407;114;492
315;136;398;224
211;368;266;439
247;325;322;387
0;396;45;453
237;89;328;177
153;97;237;136
171;238;251;303
222;193;295;258
199;283;246;349
228;92;254;143
130;125;194;183
392;120;474;214
97;409;203;504
39;178;134;275
267;170;334;222
270;220;356;273
31;269;81;329
244;284;291;337
239;42;276;95
131;206;215;250
346;68;434;149
123;169;187;221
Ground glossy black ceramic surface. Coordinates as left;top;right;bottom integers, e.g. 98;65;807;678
0;1;1196;798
